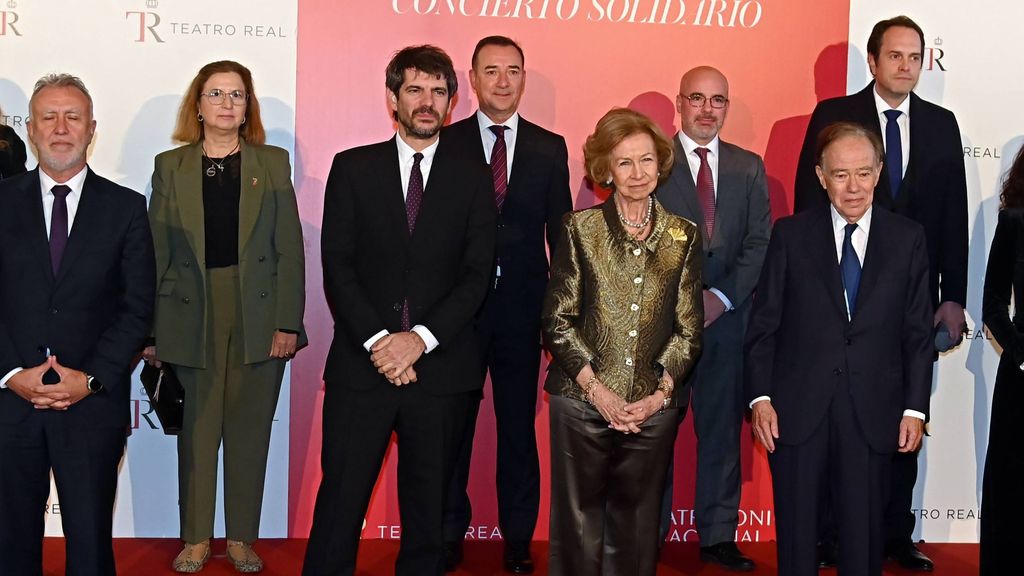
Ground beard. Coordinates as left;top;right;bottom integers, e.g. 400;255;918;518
398;106;443;140
36;145;88;175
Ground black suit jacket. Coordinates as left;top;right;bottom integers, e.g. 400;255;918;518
793;83;968;310
321;136;497;394
0;168;155;428
744;206;933;453
442;114;571;331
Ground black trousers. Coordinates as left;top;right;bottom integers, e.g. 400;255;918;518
302;380;474;576
769;382;891;576
0;410;125;576
444;289;542;546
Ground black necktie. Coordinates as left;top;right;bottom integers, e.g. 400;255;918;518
884;109;903;198
841;222;861;316
50;185;72;275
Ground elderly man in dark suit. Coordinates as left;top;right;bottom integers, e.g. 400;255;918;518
302;45;496;576
793;16;968;570
0;73;155;576
656;65;770;571
748;122;933;576
441;35;572;575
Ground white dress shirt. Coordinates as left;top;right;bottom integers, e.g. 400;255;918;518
751;205;924;421
676;131;732;311
360;134;442;355
477;110;519;182
872;86;911;180
1;166;89;388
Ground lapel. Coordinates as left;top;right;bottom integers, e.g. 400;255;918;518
379;136;409;240
238;140;268;254
851;208;888;320
895;92;926;211
18;169;54;283
807;206;848;321
665;137;705;242
508;116;533;191
54;168;102;285
415;135;453;240
714;141;742;250
176;143;206;266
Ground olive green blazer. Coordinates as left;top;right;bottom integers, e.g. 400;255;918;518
149;141;306;368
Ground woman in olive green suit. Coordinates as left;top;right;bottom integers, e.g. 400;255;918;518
144;61;305;574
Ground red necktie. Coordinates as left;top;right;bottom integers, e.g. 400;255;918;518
694;147;716;241
50;184;71;275
401;153;424;331
489;125;508;211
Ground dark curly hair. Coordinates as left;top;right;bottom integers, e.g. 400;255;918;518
1001;145;1024;210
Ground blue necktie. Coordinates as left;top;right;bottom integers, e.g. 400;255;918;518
841;223;861;316
884;109;903;199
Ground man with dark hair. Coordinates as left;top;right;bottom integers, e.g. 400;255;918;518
303;46;496;576
793;15;967;571
0;73;155;576
442;35;572;574
750;122;933;576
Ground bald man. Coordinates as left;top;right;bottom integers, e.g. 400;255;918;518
656;66;771;570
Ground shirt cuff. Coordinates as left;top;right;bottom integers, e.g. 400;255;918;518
0;367;23;388
903;409;926;421
411;325;439;354
363;330;389;352
709;287;734;311
749;395;770;409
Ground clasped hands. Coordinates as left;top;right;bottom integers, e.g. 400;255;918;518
371;332;425;386
6;356;89;410
578;366;671;434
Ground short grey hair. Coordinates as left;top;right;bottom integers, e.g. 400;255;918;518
30;73;93;115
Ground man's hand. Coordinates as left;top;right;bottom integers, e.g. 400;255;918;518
703;290;727;328
751;400;779;453
5;360;52;404
269;330;299;359
371;332;426;384
934;301;966;348
898;415;925;453
142;345;161;368
42;356;91;410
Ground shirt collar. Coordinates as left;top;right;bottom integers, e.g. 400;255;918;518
830;203;873;236
39;165;88;198
678;131;720;158
476;109;519;133
395;132;440;165
872;84;910;117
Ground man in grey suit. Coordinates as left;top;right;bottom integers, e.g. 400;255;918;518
657;66;770;571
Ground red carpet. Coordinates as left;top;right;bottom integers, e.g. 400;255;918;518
41;538;978;575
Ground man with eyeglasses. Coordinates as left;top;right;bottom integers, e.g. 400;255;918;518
655;65;770;571
793;16;968;572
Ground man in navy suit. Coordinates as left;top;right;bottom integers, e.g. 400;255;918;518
793;16;968;570
748;122;933;576
441;36;572;574
0;73;155;576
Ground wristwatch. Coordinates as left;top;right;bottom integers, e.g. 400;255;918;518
86;374;104;394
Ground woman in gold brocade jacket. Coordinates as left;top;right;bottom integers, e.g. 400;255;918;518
542;108;703;576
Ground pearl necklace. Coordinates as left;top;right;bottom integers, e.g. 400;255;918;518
616;195;653;229
203;141;240;177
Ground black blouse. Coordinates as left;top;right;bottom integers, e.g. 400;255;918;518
202;151;241;268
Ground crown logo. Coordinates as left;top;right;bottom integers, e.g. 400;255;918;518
6;0;17;9
146;0;159;8
933;37;943;46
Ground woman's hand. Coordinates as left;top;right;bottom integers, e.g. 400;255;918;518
142;346;161;368
589;382;640;432
622;391;667;430
270;331;298;359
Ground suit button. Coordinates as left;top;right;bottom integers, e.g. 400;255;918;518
393;303;402;312
833;368;843;376
260;291;268;298
258;256;266;262
845;338;852;345
182;297;191;304
183;260;191;268
708;251;714;258
50;308;58;315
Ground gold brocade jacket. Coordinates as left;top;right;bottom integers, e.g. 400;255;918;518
542;198;704;406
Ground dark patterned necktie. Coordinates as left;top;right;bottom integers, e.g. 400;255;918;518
841;222;861;316
49;184;71;275
401;153;425;331
489;125;508;211
884;109;903;199
695;147;716;241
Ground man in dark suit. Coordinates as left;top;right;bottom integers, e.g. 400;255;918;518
793;16;968;570
747;122;933;576
441;35;572;574
656;65;770;571
0;73;155;576
302;46;496;576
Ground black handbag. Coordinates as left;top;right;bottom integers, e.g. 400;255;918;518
140;363;184;435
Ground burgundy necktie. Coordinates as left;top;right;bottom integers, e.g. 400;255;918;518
402;153;424;330
489;125;508;211
49;184;71;275
694;147;716;241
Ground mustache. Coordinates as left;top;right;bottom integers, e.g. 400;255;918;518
412;106;439;118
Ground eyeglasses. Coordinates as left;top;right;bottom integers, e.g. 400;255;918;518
200;88;248;105
683;93;729;109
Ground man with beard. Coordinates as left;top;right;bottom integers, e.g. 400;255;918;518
0;73;155;575
303;46;496;576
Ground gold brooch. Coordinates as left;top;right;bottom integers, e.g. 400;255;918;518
252;177;259;187
667;227;688;242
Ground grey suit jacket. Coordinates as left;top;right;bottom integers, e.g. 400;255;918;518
656;136;770;324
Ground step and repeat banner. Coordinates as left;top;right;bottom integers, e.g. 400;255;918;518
1;0;1019;544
